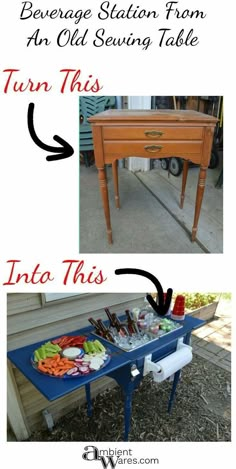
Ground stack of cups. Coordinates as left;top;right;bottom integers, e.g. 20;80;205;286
171;295;185;321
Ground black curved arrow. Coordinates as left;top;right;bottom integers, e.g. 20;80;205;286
115;268;173;316
27;102;74;161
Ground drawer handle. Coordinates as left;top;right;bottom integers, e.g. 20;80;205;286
144;145;163;152
144;130;163;137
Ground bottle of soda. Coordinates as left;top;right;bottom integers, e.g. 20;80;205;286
104;307;116;327
96;319;115;343
111;313;129;337
88;317;102;335
125;309;139;334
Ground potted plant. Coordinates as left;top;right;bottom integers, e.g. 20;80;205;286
173;293;219;321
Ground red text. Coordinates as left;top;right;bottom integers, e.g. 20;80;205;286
60;69;102;93
3;69;52;93
62;260;107;285
3;260;54;285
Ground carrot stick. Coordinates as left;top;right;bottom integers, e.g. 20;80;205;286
58;369;68;376
38;365;48;372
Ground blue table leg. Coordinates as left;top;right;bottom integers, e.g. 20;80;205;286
185;332;191;346
124;389;133;441
168;369;181;413
85;383;93;417
108;364;141;441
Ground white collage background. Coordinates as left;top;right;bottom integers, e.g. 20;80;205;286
0;0;234;466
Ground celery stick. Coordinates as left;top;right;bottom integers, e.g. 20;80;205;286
83;342;89;353
94;340;106;352
41;346;47;359
34;350;40;362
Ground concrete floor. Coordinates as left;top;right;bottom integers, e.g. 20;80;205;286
80;160;223;254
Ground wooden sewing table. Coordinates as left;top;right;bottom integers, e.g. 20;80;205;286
88;110;218;244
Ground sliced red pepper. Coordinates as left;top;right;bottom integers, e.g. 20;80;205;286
73;336;87;343
60;338;78;349
69;341;85;347
64;337;77;345
51;336;67;345
57;336;71;347
77;336;87;343
52;335;87;348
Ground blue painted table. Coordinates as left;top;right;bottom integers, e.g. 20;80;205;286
7;315;204;440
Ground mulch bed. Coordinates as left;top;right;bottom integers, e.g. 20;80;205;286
28;355;231;442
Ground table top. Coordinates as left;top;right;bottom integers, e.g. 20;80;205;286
88;109;218;124
7;315;204;401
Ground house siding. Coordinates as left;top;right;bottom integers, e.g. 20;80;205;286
7;292;144;438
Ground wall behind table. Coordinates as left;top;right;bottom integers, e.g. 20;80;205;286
7;293;144;437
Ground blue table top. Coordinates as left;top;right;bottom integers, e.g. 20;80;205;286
7;315;204;401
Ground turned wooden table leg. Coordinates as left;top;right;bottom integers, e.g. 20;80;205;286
192;165;207;241
180;159;189;209
98;167;113;244
112;160;120;209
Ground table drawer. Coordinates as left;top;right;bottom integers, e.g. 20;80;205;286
103;126;203;141
104;141;202;158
